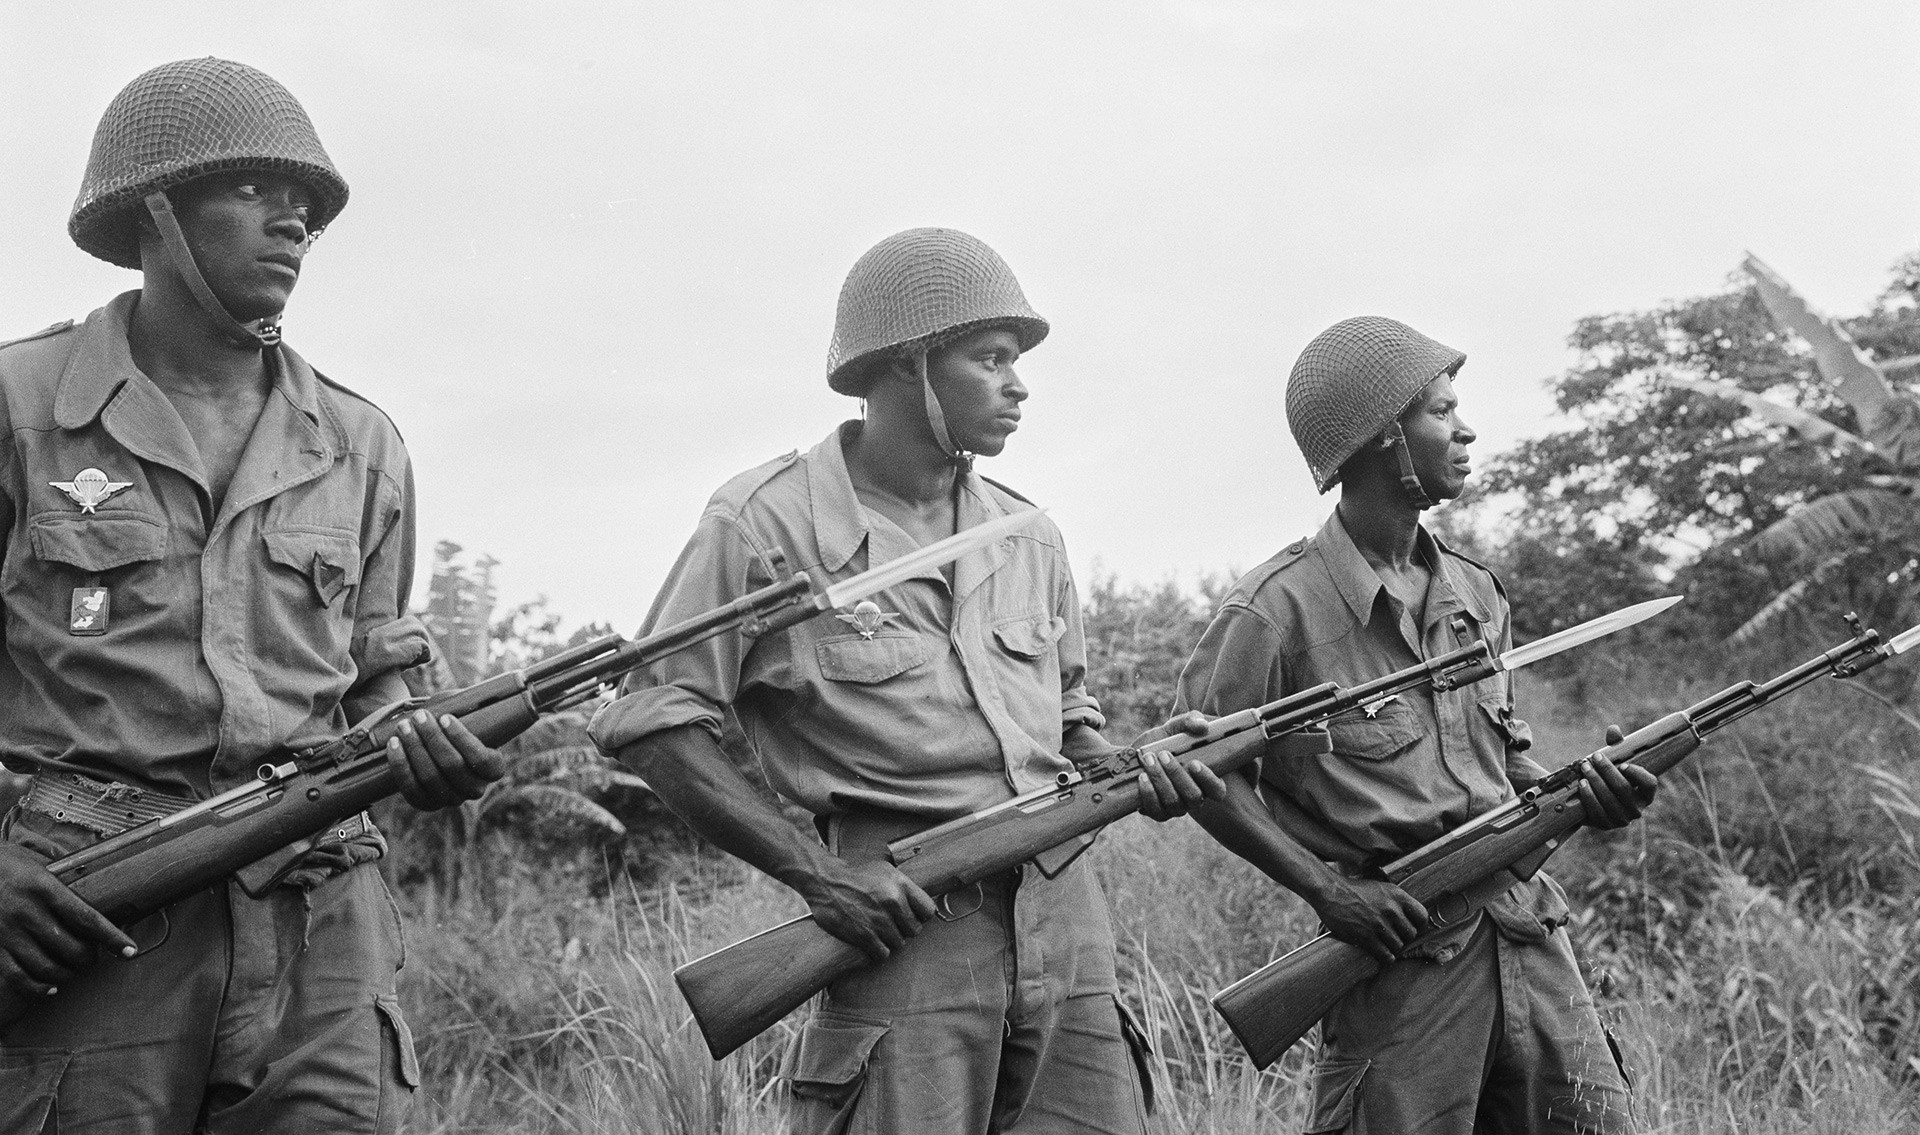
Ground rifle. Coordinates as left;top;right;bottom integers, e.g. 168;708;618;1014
673;596;1680;1059
0;509;1044;1027
1210;615;1920;1070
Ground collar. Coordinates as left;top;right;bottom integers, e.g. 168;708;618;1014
805;421;1012;592
54;291;324;431
1316;510;1491;629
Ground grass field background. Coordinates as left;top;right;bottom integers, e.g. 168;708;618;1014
389;653;1920;1133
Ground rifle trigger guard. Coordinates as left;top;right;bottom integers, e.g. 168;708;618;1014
935;882;985;922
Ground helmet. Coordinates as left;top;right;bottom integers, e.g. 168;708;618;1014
1285;316;1466;493
70;57;348;269
826;228;1048;395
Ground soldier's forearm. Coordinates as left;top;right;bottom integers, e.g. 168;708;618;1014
615;724;839;893
1193;771;1352;906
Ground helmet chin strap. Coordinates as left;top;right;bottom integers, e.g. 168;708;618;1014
918;350;974;471
1381;422;1433;510
144;191;282;350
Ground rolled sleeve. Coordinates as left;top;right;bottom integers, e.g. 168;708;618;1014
588;509;762;755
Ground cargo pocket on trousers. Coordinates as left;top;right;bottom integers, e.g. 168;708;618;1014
1304;1056;1371;1133
781;1012;890;1135
1113;995;1158;1116
0;1047;72;1133
375;994;422;1090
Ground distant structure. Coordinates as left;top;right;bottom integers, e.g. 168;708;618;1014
422;540;498;686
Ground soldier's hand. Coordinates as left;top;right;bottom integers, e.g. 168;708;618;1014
0;841;136;1004
801;860;937;962
385;710;507;811
1578;725;1657;831
1136;749;1228;822
1310;876;1429;964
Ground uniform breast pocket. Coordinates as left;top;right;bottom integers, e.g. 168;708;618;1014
263;528;362;609
16;511;171;617
991;612;1065;662
1326;700;1423;763
815;632;929;684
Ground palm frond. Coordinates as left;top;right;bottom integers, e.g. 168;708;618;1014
1749;486;1919;562
511;744;613;782
1727;576;1820;649
1743;252;1896;432
480;782;627;841
1665;373;1875;455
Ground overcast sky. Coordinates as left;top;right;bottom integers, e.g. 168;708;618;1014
3;1;1915;634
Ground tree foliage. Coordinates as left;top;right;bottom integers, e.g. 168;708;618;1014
1472;252;1920;643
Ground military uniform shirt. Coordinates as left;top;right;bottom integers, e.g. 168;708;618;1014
591;422;1103;821
1176;508;1548;859
0;292;423;799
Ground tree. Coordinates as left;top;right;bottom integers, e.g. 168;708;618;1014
1469;251;1920;644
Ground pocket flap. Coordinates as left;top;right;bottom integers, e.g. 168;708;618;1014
1477;698;1534;751
992;613;1064;659
781;1013;891;1087
815;633;928;684
374;993;422;1089
264;528;362;606
1305;1056;1372;1133
28;512;167;571
1326;702;1421;762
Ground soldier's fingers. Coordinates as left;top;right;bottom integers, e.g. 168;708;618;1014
1622;764;1659;804
411;712;488;800
1577;780;1626;829
38;883;135;956
0;954;58;1000
395;718;455;806
1588;759;1641;820
380;741;433;814
4;933;81;988
903;881;937;924
1170;711;1213;737
433;715;508;782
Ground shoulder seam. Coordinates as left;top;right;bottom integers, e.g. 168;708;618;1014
0;320;75;352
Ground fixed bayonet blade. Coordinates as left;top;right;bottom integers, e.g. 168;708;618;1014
823;509;1047;609
1496;595;1682;672
1884;623;1920;656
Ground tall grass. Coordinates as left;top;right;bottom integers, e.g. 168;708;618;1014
392;645;1920;1131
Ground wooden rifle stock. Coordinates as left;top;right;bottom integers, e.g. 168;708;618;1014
675;642;1511;1060
1210;622;1902;1069
0;567;831;1029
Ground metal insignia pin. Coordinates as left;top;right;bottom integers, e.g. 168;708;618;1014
50;468;133;514
1360;693;1400;719
835;599;901;641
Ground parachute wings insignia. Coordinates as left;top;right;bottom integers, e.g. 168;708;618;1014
51;468;133;513
835;599;902;641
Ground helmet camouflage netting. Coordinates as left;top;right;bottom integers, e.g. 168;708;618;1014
826;228;1049;396
69;57;348;269
1285;316;1466;493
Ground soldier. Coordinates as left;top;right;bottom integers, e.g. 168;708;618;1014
0;58;502;1132
1171;317;1656;1133
591;228;1205;1134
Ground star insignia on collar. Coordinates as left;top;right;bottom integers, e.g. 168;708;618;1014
1359;693;1400;719
835;599;902;641
50;468;133;514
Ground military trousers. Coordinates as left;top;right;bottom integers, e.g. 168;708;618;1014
1306;913;1633;1135
782;811;1152;1135
0;809;418;1135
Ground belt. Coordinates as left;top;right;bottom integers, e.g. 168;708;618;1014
22;770;373;845
20;770;199;837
